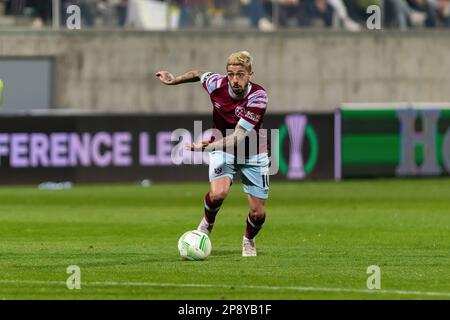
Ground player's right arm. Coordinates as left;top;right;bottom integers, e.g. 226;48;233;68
155;70;205;85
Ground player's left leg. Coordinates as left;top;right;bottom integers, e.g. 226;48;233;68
242;194;266;256
240;153;270;257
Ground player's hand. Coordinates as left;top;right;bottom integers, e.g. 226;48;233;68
186;141;209;151
155;71;176;85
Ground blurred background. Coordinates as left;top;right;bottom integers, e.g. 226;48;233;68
1;0;450;31
1;0;450;184
1;0;450;115
0;2;449;302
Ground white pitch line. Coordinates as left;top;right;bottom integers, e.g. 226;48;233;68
0;280;450;298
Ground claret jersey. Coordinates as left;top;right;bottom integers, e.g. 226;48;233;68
201;72;268;155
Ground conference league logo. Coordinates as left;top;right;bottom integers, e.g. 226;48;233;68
278;114;319;180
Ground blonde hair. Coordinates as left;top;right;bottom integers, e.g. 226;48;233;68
226;51;253;72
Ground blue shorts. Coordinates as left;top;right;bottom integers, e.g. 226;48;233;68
208;151;270;200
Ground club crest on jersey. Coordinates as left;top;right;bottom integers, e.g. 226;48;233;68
235;106;245;118
214;167;223;175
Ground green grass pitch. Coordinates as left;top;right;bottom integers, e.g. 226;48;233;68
0;179;449;300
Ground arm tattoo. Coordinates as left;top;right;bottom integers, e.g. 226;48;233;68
205;126;247;152
175;70;204;84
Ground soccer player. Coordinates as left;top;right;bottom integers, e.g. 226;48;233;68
156;51;269;257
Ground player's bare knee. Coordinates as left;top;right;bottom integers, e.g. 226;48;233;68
210;189;229;202
249;206;265;220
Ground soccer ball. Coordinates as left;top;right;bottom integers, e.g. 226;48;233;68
178;230;212;261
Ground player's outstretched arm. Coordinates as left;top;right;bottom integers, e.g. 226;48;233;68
186;124;248;152
203;125;247;152
155;70;205;85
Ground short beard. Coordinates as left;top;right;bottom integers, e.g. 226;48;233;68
233;87;243;94
229;83;248;100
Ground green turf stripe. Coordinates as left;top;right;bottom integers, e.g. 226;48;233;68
0;182;450;299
